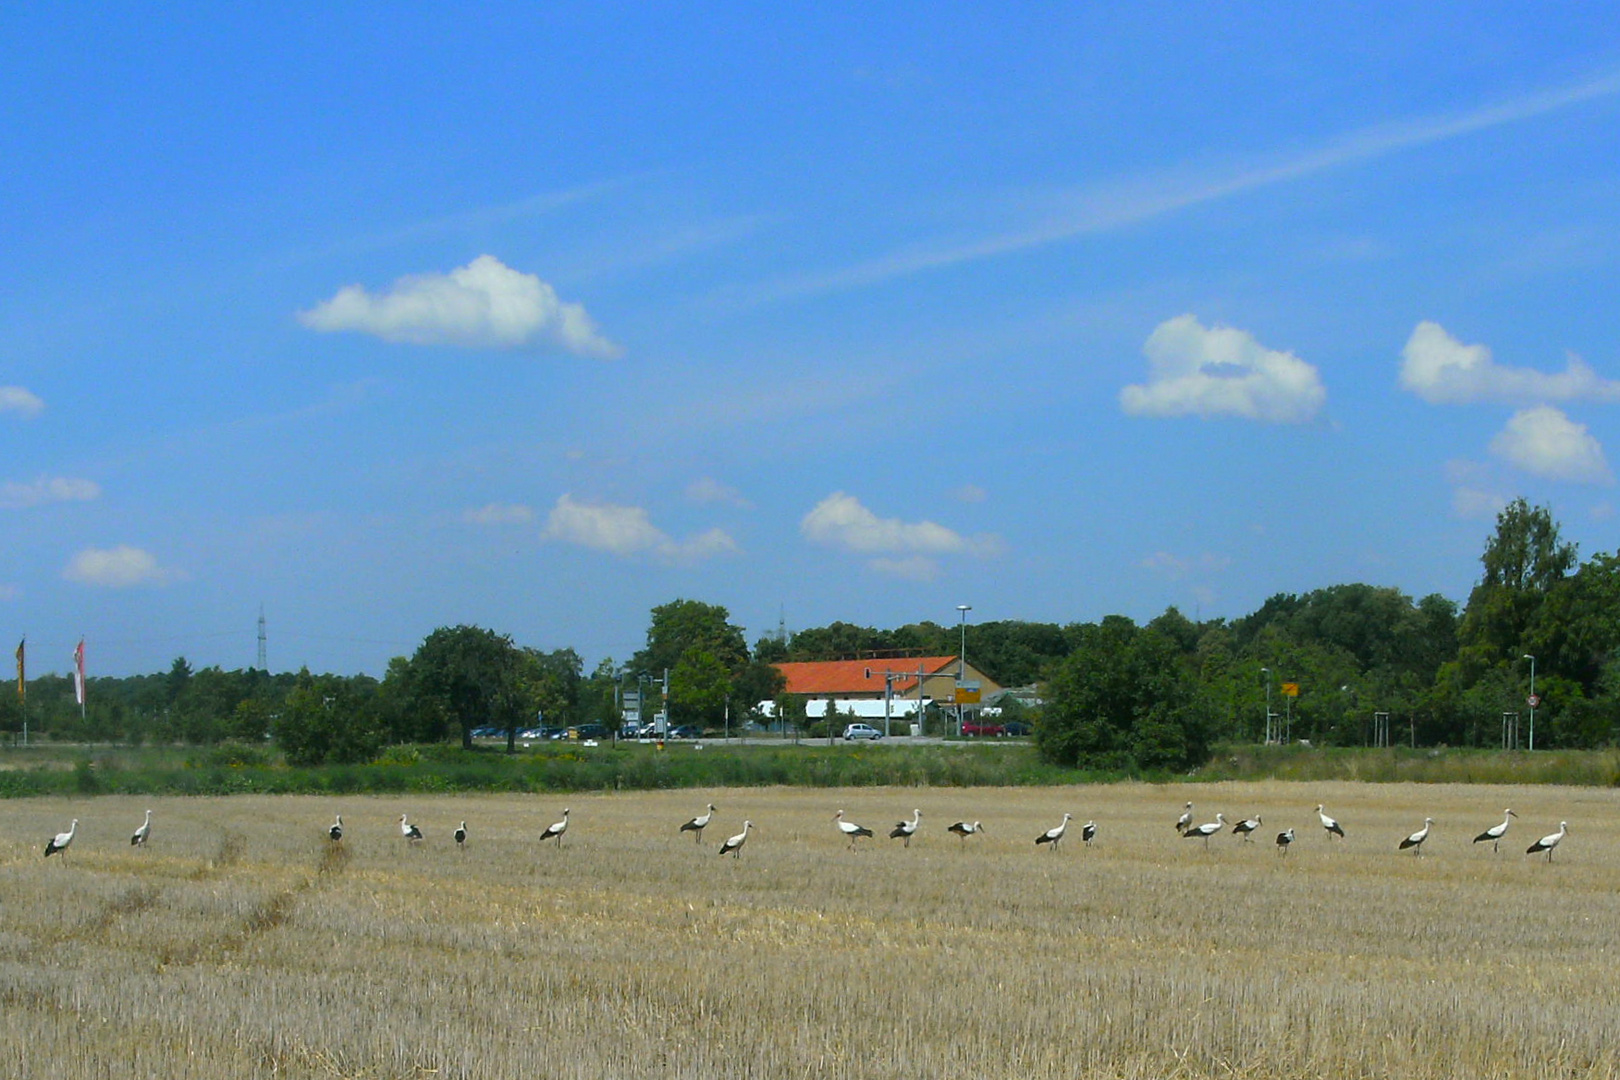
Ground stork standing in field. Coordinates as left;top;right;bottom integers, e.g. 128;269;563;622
1315;805;1345;840
1399;817;1433;856
1231;815;1262;842
1184;812;1226;848
1473;809;1516;853
130;809;152;847
1081;820;1097;847
454;821;468;849
718;820;753;858
889;809;922;848
44;819;77;859
399;814;423;844
833;809;874;849
1276;827;1295;855
1527;821;1568;862
680;804;717;844
1175;802;1194;835
329;815;344;842
542;808;570;847
946;820;985;843
1035;812;1073;850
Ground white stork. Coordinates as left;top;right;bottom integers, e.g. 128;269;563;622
328;815;344;842
1315;804;1345;840
1184;812;1226;848
946;820;985;843
454;821;468;849
1081;820;1097;847
1231;814;1262;842
44;819;78;859
1175;802;1194;835
399;814;423;843
833;809;874;849
130;809;152;847
1473;809;1516;853
1527;821;1568;862
1035;812;1073;850
889;808;922;848
1276;827;1295;855
1399;817;1433;856
680;803;717;844
542;808;570;847
718;820;753;858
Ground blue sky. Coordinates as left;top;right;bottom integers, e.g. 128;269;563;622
5;6;1620;678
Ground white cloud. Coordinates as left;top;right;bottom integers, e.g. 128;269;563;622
1139;551;1231;579
1400;321;1620;405
299;255;622;358
0;387;44;418
463;503;535;526
868;556;942;582
63;546;180;588
686;477;751;507
541;494;737;562
950;484;988;504
0;476;100;510
1451;486;1507;520
1489;406;1612;484
1120;315;1326;423
800;492;998;556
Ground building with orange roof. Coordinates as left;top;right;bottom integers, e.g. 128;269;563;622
764;656;1002;731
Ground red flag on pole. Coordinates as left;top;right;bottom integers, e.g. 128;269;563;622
14;637;22;704
74;639;86;707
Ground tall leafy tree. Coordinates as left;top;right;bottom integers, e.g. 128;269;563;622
1037;617;1207;772
408;625;525;750
636;600;748;677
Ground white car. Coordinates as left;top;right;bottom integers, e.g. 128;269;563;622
842;723;884;741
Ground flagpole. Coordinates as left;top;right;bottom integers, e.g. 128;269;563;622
74;638;86;724
16;636;26;749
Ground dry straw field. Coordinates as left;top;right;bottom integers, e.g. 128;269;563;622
2;781;1617;1079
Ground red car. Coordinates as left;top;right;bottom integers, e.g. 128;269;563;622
960;719;1006;737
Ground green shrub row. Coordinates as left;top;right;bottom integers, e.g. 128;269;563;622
2;741;1617;798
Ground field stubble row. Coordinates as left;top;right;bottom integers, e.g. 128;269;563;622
0;781;1616;1078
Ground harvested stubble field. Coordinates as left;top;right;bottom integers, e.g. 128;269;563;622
1;781;1617;1079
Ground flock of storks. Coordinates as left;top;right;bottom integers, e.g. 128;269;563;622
36;800;1572;862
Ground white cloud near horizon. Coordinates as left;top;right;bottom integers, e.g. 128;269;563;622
1139;550;1232;579
1452;486;1508;520
1;387;44;418
463;503;536;526
800;492;1001;576
1120;315;1326;423
0;476;100;510
299;255;622;357
63;546;180;588
1400;321;1620;405
686;477;751;507
1489;405;1612;484
541;494;737;562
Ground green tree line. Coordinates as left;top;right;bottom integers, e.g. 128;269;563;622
7;500;1618;770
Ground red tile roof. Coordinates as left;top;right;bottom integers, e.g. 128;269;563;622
775;657;962;695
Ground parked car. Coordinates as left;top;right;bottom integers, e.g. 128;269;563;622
960;719;1006;737
1002;721;1033;737
843;723;884;741
569;723;607;740
667;725;704;740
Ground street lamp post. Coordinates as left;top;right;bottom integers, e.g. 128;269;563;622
956;604;972;736
1523;654;1537;751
